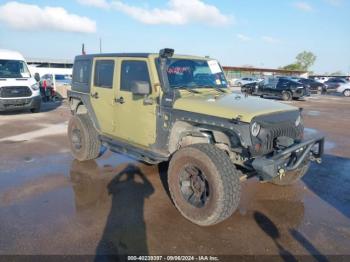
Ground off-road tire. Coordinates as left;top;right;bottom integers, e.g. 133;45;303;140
270;162;310;186
168;144;241;226
282;91;292;101
68;114;101;161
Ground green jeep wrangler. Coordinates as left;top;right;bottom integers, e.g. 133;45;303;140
67;49;324;226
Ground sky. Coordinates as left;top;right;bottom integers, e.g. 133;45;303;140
0;0;349;74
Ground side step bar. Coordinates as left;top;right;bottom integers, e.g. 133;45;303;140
100;135;169;164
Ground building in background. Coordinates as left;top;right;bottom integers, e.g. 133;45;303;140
26;58;73;77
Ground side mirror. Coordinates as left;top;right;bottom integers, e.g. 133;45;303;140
34;73;40;82
131;81;151;95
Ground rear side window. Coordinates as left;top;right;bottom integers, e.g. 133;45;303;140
121;61;150;92
73;60;90;84
94;60;115;88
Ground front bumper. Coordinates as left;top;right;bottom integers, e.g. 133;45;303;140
252;136;324;181
0;95;41;112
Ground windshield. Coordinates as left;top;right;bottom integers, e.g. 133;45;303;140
0;59;31;78
165;59;228;89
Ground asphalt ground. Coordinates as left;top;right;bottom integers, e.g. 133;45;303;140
0;95;349;260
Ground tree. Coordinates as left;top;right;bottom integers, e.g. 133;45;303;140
281;63;303;71
296;51;317;71
281;51;317;71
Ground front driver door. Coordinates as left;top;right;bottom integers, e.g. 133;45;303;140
113;58;157;147
90;58;117;135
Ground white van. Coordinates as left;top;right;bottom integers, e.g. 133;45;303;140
0;49;41;113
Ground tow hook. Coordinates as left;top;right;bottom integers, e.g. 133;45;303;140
310;155;322;164
278;168;286;180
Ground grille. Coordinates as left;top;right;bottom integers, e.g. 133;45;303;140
0;86;32;98
264;125;301;153
251;123;303;156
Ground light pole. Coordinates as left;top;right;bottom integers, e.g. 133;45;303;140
99;38;102;54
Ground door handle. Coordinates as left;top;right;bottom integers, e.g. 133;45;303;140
91;92;99;99
115;97;125;104
143;97;154;105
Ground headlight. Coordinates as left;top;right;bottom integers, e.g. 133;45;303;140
251;122;261;137
295;115;302;126
31;83;39;90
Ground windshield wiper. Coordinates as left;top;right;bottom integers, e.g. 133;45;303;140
172;85;201;94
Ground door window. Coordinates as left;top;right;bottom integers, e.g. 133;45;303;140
120;61;151;92
94;60;115;88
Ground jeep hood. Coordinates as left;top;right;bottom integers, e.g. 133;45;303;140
173;92;298;123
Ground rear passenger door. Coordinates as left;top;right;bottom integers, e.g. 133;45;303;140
90;58;118;135
113;58;157;147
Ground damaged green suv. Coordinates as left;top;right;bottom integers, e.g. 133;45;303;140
67;49;324;226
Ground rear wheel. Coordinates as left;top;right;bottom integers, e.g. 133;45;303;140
282;91;292;101
168;144;241;226
270;162;310;186
343;89;350;97
68;114;101;161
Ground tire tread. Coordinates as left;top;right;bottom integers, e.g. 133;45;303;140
169;143;241;226
68;114;101;161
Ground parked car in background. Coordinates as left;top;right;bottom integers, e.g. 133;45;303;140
40;73;72;99
324;77;348;92
236;77;258;86
228;78;238;87
242;77;309;101
296;78;326;94
40;74;71;89
314;77;329;83
336;83;350;97
0;49;41;113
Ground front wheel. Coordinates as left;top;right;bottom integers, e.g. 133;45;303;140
68;114;101;161
30;101;41;113
168;144;241;226
270;162;310;186
30;106;41;113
